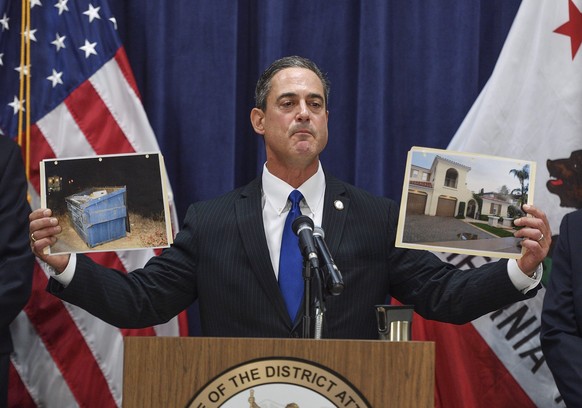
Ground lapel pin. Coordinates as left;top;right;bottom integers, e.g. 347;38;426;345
334;200;344;210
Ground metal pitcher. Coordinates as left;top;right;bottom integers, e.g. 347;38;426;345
375;304;414;341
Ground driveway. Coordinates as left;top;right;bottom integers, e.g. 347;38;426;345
403;215;497;243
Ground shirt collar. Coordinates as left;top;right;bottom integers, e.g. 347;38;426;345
262;161;325;215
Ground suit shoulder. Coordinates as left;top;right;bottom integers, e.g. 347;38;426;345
565;209;582;224
184;178;259;215
329;176;397;207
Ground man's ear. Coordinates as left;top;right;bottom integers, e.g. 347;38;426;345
250;108;266;135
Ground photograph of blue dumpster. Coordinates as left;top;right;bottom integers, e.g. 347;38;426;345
41;153;173;254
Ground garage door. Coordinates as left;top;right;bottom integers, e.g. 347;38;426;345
436;196;456;217
407;192;427;215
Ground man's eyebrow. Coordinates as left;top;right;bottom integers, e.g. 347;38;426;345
276;92;324;101
276;92;298;102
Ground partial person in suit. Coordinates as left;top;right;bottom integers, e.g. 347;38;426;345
29;56;551;339
0;137;34;408
540;209;582;407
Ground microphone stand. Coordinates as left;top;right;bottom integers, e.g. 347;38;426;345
313;266;325;339
302;261;327;339
301;260;313;339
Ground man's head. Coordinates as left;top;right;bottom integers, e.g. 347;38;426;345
251;56;330;183
254;56;330;111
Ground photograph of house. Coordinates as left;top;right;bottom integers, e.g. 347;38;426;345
396;147;535;259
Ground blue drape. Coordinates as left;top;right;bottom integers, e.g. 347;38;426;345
111;0;521;334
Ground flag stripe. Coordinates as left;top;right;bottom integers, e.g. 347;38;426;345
8;363;35;408
413;315;535;407
35;103;95;159
64;80;135;155
113;48;142;100
10;311;77;407
25;264;117;407
26;125;54;195
95;50;161;153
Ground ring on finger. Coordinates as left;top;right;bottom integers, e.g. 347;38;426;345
30;232;37;243
537;233;544;242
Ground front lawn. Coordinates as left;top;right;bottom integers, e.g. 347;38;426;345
469;222;515;238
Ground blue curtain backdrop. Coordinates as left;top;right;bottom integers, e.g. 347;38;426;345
110;0;521;334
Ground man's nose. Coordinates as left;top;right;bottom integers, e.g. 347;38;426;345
296;101;310;121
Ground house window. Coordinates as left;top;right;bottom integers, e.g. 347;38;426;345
412;169;419;178
490;203;496;215
444;169;458;188
422;172;429;181
489;203;501;215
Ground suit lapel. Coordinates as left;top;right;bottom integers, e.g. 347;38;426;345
235;178;292;324
321;174;350;256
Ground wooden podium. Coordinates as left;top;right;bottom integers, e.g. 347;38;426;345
123;337;434;407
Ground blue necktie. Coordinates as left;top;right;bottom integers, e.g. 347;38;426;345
279;190;304;321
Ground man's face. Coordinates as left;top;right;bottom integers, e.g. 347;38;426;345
252;67;329;169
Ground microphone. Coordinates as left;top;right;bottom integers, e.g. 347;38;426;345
313;227;344;296
291;215;319;269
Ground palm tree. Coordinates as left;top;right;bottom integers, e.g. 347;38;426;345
509;164;530;207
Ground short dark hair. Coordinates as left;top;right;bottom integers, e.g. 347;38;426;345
254;56;330;110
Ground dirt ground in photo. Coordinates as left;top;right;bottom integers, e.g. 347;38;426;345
49;211;170;255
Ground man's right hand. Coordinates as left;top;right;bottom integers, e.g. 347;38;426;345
29;208;70;273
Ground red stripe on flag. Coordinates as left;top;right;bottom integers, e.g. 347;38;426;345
24;263;117;408
8;363;36;408
413;316;535;408
87;252;128;272
177;310;190;336
64;81;135;155
17;125;56;195
114;48;142;99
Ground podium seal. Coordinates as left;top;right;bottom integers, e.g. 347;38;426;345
187;357;371;407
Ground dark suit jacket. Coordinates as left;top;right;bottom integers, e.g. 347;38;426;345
541;209;582;407
0;137;34;355
49;174;537;339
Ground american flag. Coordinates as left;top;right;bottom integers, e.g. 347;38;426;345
0;0;187;406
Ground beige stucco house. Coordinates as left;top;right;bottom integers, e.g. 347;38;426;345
406;155;477;217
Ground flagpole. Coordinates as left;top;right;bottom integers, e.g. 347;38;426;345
17;0;32;201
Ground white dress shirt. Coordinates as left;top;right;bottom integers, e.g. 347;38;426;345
261;161;325;279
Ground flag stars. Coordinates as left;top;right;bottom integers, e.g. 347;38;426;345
79;39;97;58
55;0;69;15
31;0;42;8
0;53;3;66
15;64;31;77
8;96;24;115
109;17;117;30
1;13;9;31
51;33;66;51
554;0;582;59
23;28;38;42
83;4;101;23
47;69;64;87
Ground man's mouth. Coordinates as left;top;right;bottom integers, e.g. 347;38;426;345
548;178;564;186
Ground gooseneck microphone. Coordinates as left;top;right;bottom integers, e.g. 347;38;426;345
313;226;344;295
291;215;319;269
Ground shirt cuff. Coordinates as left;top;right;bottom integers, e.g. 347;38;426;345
47;253;77;287
507;258;542;294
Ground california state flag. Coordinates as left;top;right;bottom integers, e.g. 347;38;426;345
417;0;582;406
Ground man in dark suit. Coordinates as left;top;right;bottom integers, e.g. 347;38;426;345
29;56;551;339
0;137;34;408
541;209;582;407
